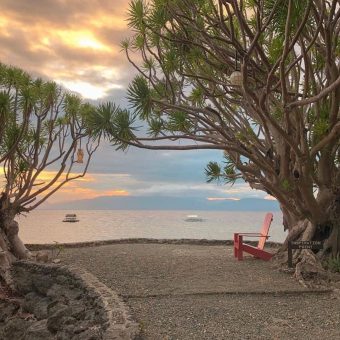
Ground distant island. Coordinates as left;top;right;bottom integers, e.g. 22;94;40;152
42;196;280;211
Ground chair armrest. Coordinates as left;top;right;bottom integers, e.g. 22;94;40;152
234;233;270;238
236;232;261;235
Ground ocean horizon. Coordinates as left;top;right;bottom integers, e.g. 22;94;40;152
18;209;286;244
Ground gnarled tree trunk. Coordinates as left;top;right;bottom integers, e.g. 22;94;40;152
0;208;31;289
276;189;340;286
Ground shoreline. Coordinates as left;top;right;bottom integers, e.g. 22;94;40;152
25;237;282;250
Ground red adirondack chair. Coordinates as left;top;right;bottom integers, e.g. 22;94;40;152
233;213;274;261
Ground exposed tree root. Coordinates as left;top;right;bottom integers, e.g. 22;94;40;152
294;249;329;288
280;219;309;252
273;219;338;288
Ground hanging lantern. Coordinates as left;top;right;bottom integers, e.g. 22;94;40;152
76;148;84;163
229;71;243;86
229;50;243;86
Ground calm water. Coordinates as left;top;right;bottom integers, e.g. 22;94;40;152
18;210;286;244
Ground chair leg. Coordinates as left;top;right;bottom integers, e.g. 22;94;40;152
237;235;243;261
233;233;238;258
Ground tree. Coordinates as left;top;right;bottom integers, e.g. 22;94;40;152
0;63;116;287
109;0;339;278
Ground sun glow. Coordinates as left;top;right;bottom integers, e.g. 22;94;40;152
58;80;107;99
57;30;109;51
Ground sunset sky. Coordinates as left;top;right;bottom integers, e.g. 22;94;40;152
0;0;273;207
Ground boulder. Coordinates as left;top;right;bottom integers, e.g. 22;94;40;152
3;318;33;339
0;301;18;322
47;306;75;333
24;319;52;340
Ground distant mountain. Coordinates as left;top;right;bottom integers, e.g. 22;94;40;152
43;195;280;211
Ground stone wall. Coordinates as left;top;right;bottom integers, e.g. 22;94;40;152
26;237;282;251
0;261;139;340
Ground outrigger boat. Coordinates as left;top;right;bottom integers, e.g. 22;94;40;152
62;214;79;222
184;214;203;222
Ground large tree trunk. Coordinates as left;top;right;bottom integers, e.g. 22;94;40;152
275;190;340;287
0;208;31;289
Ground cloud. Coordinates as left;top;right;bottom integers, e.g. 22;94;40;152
264;195;277;201
0;0;134;100
207;197;241;201
55;187;129;202
0;1;271;207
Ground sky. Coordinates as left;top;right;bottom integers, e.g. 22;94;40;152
0;0;274;208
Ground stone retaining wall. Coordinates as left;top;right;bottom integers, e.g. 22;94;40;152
2;261;139;340
26;237;282;251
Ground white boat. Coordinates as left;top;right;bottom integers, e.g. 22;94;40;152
184;214;203;222
62;214;79;222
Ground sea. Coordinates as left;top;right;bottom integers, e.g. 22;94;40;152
18;210;286;244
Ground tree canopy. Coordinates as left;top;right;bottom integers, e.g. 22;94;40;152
0;63;120;212
107;0;339;265
0;63;117;286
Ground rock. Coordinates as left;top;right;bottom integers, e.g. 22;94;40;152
73;322;92;334
12;267;33;293
47;283;82;300
36;251;49;263
3;318;33;339
47;306;75;332
56;331;72;340
53;259;61;264
33;274;55;295
72;325;103;340
33;298;50;320
23;292;50;320
47;301;68;316
24;319;52;340
0;301;19;322
70;301;86;319
23;292;40;308
55;275;69;285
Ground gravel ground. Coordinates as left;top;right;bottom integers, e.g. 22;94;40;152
59;243;340;340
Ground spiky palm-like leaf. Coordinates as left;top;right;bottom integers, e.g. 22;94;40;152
111;108;137;151
127;75;153;119
166;110;193;133
205;161;222;183
128;0;146;31
85;102;118;138
264;0;310;35
148;118;164;137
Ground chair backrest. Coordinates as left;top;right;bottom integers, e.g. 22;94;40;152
257;213;273;250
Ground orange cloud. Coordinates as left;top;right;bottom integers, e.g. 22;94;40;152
55;186;129;202
1;167;130;204
103;189;129;196
0;0;134;99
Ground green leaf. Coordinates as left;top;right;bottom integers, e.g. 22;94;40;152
127;75;153;119
205;161;222;183
148;118;164;137
268;35;284;64
111;108;137;151
128;0;147;31
189;87;204;107
63;94;82;118
264;0;310;35
166;110;192;132
86;102;118;138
